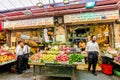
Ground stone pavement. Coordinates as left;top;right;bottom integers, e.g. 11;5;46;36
0;68;120;80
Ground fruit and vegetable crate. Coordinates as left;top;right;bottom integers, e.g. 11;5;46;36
29;63;79;80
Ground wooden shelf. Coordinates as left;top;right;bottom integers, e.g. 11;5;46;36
69;37;87;40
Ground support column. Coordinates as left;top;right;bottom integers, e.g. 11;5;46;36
113;23;120;48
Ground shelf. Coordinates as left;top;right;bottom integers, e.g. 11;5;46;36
0;60;16;66
69;37;87;40
0;42;6;43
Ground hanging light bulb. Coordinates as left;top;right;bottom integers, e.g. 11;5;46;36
37;2;43;7
63;0;70;4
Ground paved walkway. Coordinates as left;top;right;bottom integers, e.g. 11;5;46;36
0;69;120;80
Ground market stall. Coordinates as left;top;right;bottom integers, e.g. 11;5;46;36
29;43;84;80
4;17;55;55
0;46;16;71
100;47;120;76
65;10;119;51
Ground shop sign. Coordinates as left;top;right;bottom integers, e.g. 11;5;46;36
115;43;120;48
20;34;30;40
44;34;49;42
4;17;54;29
44;29;49;42
56;34;66;43
64;10;119;23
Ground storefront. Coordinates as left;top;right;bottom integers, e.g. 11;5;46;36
4;17;54;45
64;10;120;51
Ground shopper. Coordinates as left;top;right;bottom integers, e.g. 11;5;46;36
79;40;86;51
86;35;99;76
16;40;24;74
23;42;30;70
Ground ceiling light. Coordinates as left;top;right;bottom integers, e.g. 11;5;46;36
86;1;96;9
73;1;79;4
63;0;70;4
37;2;43;7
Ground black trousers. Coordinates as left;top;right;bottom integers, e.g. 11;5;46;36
16;55;24;73
88;51;98;72
23;54;30;70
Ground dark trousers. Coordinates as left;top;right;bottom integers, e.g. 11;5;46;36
88;51;98;73
16;55;24;73
23;54;30;70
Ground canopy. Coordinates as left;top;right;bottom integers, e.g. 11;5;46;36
0;0;103;13
0;0;75;12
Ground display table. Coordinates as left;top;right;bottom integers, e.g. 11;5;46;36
0;60;16;66
29;63;78;80
0;60;16;72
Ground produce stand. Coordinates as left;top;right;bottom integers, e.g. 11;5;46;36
29;63;78;80
0;60;16;72
0;60;16;66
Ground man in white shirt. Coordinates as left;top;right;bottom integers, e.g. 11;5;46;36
16;40;24;74
23;42;30;70
86;35;99;76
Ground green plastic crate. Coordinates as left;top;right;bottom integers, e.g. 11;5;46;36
114;69;120;77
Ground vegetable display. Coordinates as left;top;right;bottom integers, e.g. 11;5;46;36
46;51;59;55
69;54;84;64
56;54;69;62
29;53;43;61
29;44;85;64
0;49;16;64
41;54;56;62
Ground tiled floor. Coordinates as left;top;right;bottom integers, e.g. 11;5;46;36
0;69;120;80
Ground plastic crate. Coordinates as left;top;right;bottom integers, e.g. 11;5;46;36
114;69;120;77
101;64;113;75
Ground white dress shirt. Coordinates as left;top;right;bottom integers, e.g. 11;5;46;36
23;45;30;54
86;41;100;52
16;45;23;57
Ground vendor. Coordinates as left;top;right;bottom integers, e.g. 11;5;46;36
79;40;86;51
86;35;100;76
38;39;45;52
73;42;78;49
